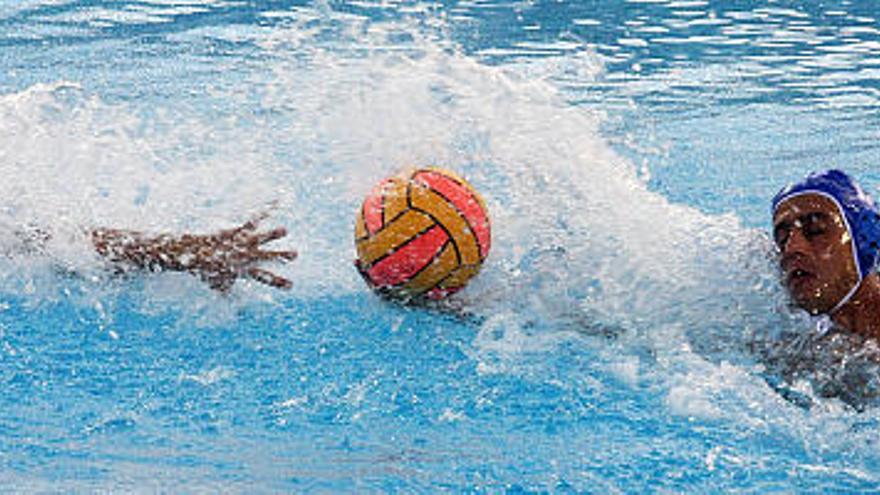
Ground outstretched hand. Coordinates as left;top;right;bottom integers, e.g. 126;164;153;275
91;212;298;293
194;213;298;292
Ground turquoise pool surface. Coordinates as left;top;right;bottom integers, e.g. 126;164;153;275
2;0;880;492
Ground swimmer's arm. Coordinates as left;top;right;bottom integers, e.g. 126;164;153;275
90;215;297;292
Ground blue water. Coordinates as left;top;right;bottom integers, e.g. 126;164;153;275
3;0;880;492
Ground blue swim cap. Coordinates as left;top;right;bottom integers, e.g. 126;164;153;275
772;169;880;310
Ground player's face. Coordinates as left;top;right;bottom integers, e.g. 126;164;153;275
773;194;860;314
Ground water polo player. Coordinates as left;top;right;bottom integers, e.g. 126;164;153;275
772;169;880;338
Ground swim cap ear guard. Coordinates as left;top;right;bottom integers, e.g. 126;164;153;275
771;169;880;314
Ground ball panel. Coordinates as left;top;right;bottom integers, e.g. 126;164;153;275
355;209;435;267
362;178;392;235
408;183;480;266
354;209;368;241
382;178;410;226
398;241;459;296
364;225;449;288
412;169;491;259
434;263;481;293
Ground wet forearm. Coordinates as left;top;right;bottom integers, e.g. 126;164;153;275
90;228;205;272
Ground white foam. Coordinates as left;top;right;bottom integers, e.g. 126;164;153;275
0;13;784;344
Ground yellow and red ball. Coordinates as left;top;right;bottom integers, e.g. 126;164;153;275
354;167;491;301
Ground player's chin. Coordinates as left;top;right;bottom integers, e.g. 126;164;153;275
791;292;832;315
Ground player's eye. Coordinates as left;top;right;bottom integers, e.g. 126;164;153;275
802;213;828;239
773;223;791;248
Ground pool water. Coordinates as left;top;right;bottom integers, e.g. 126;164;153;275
2;0;880;492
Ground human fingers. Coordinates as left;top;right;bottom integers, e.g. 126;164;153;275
247;267;292;289
254;249;298;262
219;211;271;238
204;272;236;293
241;210;271;232
254;226;287;245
